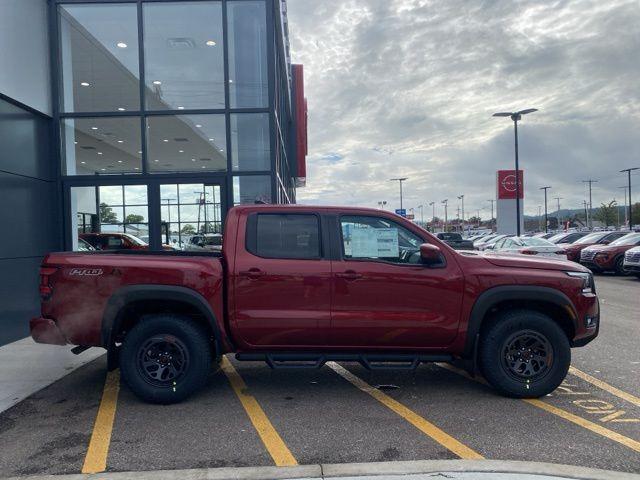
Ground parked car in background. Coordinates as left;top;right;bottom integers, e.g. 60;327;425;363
476;234;510;251
80;233;175;251
185;233;224;253
435;232;475;250
547;232;589;245
580;232;640;275
623;246;640;278
488;236;567;260
534;232;557;240
561;231;629;262
77;238;95;252
473;234;499;250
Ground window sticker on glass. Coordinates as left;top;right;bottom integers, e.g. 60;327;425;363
349;227;399;258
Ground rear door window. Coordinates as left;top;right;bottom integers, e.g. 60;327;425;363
247;214;321;259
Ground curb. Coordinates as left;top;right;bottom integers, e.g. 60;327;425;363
3;460;639;480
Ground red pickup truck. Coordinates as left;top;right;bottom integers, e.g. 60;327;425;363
31;205;599;404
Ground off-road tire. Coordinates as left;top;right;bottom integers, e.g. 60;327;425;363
120;314;212;404
479;309;570;398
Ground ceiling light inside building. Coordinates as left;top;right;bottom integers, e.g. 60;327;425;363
81;82;90;87
117;140;123;143
134;167;139;170
154;159;159;162
163;139;169;142
196;124;202;128
179;150;184;153
101;168;106;171
81;161;86;164
208;138;214;142
153;80;162;85
177;106;185;110
118;160;123;163
117;107;126;111
97;152;103;155
91;127;98;130
205;40;216;46
116;42;127;48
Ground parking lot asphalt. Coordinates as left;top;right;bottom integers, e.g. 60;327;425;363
0;276;638;477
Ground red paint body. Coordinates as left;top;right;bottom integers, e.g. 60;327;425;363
32;205;599;356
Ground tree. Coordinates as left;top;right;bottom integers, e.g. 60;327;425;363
125;214;144;224
99;203;117;223
594;200;617;227
180;224;196;235
468;216;481;225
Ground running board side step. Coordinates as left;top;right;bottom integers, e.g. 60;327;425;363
234;352;453;370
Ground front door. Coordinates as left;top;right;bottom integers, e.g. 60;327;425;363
231;211;332;348
330;214;464;348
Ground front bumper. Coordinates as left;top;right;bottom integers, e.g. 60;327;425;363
570;296;600;348
30;317;67;345
624;263;640;273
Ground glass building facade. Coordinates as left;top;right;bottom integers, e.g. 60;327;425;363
53;0;306;250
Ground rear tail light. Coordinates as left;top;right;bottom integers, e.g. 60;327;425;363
520;249;538;255
39;266;57;300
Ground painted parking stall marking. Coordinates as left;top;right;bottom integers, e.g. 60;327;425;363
82;369;120;474
568;366;640;408
437;363;640;454
328;362;484;460
221;356;298;467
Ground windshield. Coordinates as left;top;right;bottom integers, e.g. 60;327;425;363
610;233;640;246
547;233;565;243
123;234;148;246
521;237;554;247
574;232;606;244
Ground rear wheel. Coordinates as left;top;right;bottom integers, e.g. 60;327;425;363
479;309;570;398
615;256;629;276
120;314;212;404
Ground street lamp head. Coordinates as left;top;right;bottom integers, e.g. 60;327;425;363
620;167;639;173
492;112;512;117
517;108;538;116
429;201;434;206
457;194;464;200
540;186;551;190
389;177;408;181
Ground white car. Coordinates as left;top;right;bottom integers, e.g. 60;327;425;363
488;236;568;260
623;246;640;278
476;234;510;251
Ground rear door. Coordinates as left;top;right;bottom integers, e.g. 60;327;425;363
231;211;332;348
329;214;464;348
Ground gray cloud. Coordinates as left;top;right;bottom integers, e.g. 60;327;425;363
287;0;640;218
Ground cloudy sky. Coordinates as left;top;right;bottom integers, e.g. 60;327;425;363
287;0;640;220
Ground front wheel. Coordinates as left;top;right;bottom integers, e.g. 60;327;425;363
479;310;570;398
615;256;629;276
120;314;212;404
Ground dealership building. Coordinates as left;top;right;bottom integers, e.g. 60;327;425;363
0;0;307;344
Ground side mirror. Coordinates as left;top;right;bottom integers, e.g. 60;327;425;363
420;243;442;265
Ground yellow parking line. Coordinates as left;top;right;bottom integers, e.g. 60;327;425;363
568;366;640;407
82;369;120;474
220;356;298;466
327;362;484;459
436;363;640;454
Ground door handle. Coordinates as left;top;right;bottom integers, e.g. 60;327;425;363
239;268;265;280
336;270;362;281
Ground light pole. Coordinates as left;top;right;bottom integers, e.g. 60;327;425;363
457;194;465;234
618;186;628;227
389;178;408;211
429;201;436;231
377;200;387;210
620;168;639;229
540;186;551;233
493;108;537;236
582;179;597;229
554;196;563;230
442;199;448;233
487;199;495;232
538;205;542;231
417;204;424;223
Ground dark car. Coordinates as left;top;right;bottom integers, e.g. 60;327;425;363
547;232;589;245
435;232;475;250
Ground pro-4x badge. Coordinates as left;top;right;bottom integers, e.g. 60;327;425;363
69;268;103;276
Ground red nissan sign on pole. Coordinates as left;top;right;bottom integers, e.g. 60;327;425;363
497;170;524;200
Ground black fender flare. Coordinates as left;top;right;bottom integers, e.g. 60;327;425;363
463;285;578;358
102;285;224;369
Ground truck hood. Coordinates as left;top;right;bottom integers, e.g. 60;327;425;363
482;253;589;272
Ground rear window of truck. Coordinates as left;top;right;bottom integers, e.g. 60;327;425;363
246;213;321;259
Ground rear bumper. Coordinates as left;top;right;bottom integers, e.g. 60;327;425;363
30;317;67;346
